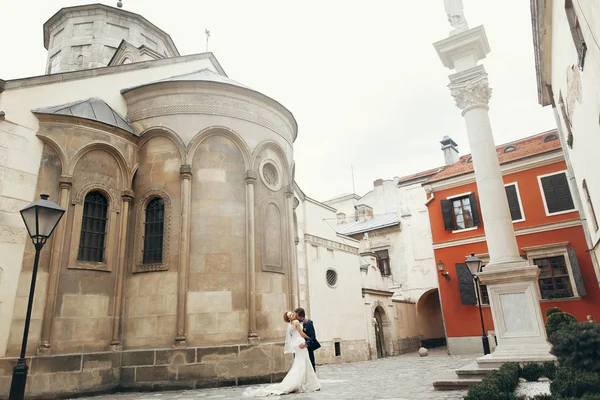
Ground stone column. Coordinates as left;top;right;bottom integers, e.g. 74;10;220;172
245;170;258;342
174;164;192;347
39;175;72;354
285;187;299;309
110;189;134;349
434;25;553;366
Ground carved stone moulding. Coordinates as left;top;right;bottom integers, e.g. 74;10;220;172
71;182;121;213
261;199;285;274
448;65;492;111
132;189;173;274
259;159;282;192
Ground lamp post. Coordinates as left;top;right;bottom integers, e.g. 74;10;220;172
465;253;491;356
9;194;65;400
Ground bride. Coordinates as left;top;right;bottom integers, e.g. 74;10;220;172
243;311;321;397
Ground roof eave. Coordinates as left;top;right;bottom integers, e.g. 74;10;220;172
339;222;401;236
531;0;553;107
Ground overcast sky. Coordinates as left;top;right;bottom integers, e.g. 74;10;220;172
0;0;556;201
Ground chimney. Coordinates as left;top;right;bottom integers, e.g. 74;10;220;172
336;212;346;224
440;136;459;166
354;204;374;222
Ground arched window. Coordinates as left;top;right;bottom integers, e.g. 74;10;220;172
122;57;132;64
583;180;599;232
78;191;108;262
143;198;165;264
503;146;517;153
544;134;558;143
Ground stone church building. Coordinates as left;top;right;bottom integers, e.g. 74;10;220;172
0;3;301;396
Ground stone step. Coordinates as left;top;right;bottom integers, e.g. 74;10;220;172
455;361;497;379
433;378;482;390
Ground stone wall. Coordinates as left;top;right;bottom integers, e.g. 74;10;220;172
315;339;369;365
0;343;290;399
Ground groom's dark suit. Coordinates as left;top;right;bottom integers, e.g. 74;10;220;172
302;319;320;371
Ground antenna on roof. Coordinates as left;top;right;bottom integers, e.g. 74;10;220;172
205;29;211;52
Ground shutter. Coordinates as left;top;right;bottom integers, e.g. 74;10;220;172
441;200;455;231
457;263;477;305
568;248;587;297
505;185;523;221
555;173;575;212
541;175;560;213
469;193;481;226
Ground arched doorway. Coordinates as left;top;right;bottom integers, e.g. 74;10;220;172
416;288;447;348
374;306;387;358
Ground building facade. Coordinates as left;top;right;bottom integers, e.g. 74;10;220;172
0;4;299;397
424;130;600;354
531;0;600;287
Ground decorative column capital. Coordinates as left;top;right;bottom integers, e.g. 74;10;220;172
292;196;300;210
180;164;192;179
245;170;257;184
448;65;492;111
285;185;295;198
121;189;135;202
59;175;73;189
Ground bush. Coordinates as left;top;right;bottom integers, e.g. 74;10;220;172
520;362;545;382
546;311;577;338
464;362;521;400
546;307;562;317
550;367;600;398
542;361;557;380
549;323;600;374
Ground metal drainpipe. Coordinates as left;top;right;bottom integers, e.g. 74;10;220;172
552;106;600;284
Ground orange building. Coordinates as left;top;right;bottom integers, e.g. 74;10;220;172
423;130;600;355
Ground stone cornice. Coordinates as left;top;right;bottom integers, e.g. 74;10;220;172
530;0;553;107
35;114;139;144
362;288;395;297
304;234;358;255
423;150;564;192
432;219;582;250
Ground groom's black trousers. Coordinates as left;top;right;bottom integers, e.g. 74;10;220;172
308;349;316;371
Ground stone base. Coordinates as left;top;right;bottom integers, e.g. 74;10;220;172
476;342;555;369
0;343;291;399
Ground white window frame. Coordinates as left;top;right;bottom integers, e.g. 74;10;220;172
522;242;581;299
504;182;526;223
537;170;577;217
446;192;479;233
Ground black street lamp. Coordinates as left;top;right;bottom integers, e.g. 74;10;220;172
465;253;491;356
9;194;65;400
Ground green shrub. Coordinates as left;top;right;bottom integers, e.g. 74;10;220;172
520;362;544;382
542;361;557;380
550;367;600;398
464;362;521;400
528;395;553;400
546;311;577;338
549;323;600;373
546;307;562;317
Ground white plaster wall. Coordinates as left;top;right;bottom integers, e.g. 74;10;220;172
548;0;600;284
295;194;367;343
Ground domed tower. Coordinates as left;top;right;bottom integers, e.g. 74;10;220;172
43;3;179;74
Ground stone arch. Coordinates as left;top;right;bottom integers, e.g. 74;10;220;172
132;189;173;273
71;182;120;213
371;300;392;359
68;141;130;187
251;140;291;186
416;288;446;346
138;126;186;163
186;126;250;169
37;134;68;175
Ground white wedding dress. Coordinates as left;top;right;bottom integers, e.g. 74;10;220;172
243;322;321;397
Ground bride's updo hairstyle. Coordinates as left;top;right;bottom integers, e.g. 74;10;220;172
283;311;293;323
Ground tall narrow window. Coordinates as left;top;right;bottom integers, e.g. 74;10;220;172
583;179;599;232
78;191;108;262
143;198;165;264
565;0;587;69
539;172;576;215
375;250;391;276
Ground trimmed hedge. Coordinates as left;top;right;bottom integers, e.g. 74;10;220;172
550;367;600;398
521;362;545;382
546;310;578;338
464;362;521;400
549;323;600;374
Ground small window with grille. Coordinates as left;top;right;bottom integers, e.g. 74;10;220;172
143;198;165;265
78;191;108;262
326;269;337;287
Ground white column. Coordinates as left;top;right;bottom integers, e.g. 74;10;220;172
245;170;258;342
434;24;553;366
174;164;192;347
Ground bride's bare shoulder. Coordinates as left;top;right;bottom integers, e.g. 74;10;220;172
291;320;300;326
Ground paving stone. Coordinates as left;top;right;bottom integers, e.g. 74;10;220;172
71;349;477;400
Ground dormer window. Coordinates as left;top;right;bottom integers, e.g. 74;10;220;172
466;157;472;163
503;146;517;153
544;134;558;143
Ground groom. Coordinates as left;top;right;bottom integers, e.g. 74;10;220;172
295;307;320;371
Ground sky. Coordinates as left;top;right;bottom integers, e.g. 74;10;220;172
0;0;556;201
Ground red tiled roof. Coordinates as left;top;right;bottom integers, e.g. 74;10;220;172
427;129;561;183
396;167;443;185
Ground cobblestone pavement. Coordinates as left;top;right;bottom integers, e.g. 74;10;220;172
75;349;476;400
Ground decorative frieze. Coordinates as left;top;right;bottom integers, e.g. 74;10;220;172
71;182;120;212
304;234;359;255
